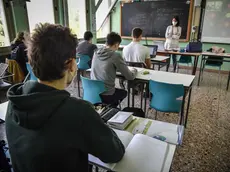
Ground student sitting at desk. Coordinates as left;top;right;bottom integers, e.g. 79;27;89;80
123;27;151;68
76;31;97;67
10;32;29;76
91;32;137;107
5;24;125;172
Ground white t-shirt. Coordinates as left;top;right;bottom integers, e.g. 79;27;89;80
123;42;150;63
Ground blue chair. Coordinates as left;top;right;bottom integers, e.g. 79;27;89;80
81;76;106;104
201;49;224;83
148;80;185;125
177;55;193;73
26;63;37;81
75;54;91;97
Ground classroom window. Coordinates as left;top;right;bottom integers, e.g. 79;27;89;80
96;0;114;38
26;0;55;32
0;0;10;47
97;17;110;38
67;0;86;38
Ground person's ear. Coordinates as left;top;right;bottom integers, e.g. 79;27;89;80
69;58;77;72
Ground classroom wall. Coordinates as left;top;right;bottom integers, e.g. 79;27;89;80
111;2;230;71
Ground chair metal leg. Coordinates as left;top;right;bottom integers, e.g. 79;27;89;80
227;71;230;91
77;72;81;97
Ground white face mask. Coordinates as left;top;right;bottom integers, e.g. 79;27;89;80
172;21;177;26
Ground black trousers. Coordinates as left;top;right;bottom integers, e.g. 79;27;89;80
100;88;127;107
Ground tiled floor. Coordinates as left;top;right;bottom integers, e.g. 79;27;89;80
1;68;230;172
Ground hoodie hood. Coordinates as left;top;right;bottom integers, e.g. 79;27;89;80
95;47;115;61
7;81;70;130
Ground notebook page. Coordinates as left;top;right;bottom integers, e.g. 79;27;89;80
89;129;133;170
113;129;133;148
114;134;168;172
146;121;179;145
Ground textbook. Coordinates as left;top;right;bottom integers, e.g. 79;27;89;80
107;111;133;130
89;129;169;172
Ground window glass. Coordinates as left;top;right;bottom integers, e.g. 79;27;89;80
27;0;55;32
67;0;86;38
0;0;10;47
97;17;110;38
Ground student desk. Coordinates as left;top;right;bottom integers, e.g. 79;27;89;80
121;67;195;127
86;67;195;127
89;116;182;172
157;50;201;75
151;55;170;71
197;52;230;90
125;116;184;145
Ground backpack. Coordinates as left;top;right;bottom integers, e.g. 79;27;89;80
122;107;145;118
0;140;12;172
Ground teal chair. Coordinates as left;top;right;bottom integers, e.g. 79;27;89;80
81;76;106;104
26;63;38;81
76;54;91;97
177;55;192;73
148;80;185;125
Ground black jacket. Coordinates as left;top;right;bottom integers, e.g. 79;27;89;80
10;41;28;76
5;81;125;172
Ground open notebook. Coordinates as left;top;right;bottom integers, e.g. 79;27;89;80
89;129;169;172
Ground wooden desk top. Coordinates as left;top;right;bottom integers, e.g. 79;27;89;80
157;50;201;56
202;52;230;58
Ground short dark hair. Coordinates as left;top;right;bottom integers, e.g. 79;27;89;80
106;32;122;46
84;31;93;41
173;16;180;27
132;28;143;38
27;23;77;81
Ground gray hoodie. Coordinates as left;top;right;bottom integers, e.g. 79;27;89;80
91;47;137;95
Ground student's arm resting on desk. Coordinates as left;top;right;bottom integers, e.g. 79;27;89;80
81;102;125;163
114;54;137;80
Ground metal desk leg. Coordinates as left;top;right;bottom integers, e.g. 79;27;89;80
197;55;204;86
144;83;147;113
185;87;192;127
192;55;198;75
227;71;230;91
127;81;130;107
132;86;135;108
179;92;186;125
140;83;143;109
166;58;170;72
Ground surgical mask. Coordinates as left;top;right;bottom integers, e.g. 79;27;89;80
172;21;177;26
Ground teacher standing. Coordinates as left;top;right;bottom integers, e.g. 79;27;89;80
165;16;182;72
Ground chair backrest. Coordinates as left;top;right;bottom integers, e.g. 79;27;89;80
125;61;146;68
6;59;24;83
26;63;38;81
149;80;184;113
81;76;106;104
76;54;91;70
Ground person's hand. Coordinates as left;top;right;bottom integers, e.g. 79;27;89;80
130;67;137;73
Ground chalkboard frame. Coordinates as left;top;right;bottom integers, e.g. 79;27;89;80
120;0;194;42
